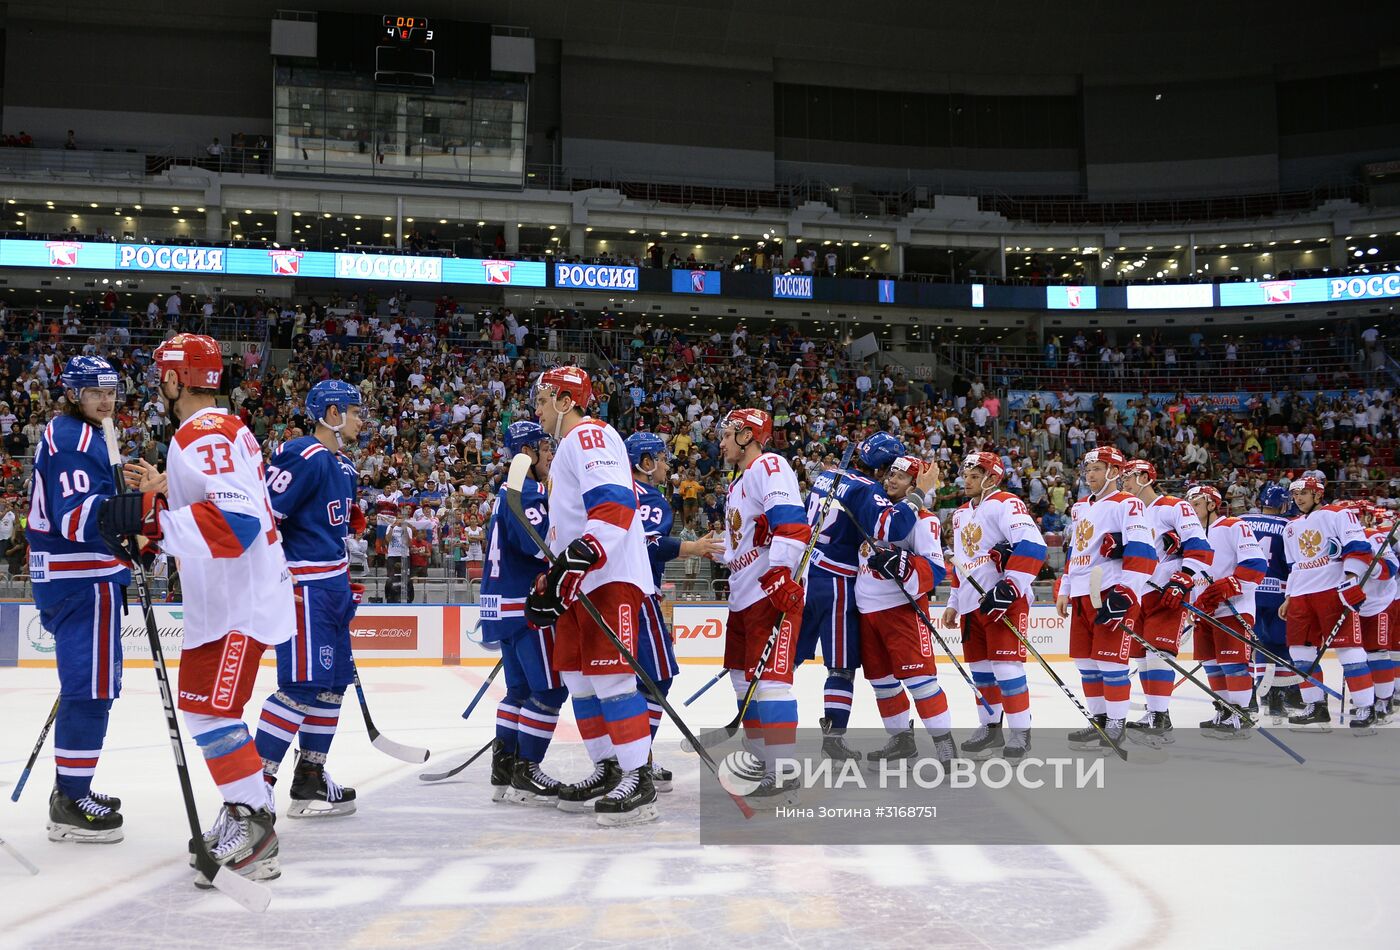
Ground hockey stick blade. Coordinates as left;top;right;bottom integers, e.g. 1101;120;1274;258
420;738;493;782
1087;566;1104;609
0;835;39;875
680;722;740;753
353;666;430;763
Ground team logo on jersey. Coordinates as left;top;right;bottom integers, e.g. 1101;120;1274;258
860;541;873;561
1074;519;1095;552
191;414;224;430
960;521;983;556
728;508;743;548
319;645;334;670
1298;529;1323;558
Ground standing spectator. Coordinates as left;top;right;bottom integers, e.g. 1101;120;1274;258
64;130;77;150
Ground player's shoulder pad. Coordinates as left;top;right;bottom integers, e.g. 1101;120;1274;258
1152;494;1182;507
1105;490;1136;503
955;500;972;512
986;490;1019;504
174;411;247;450
1320;502;1353;514
1215;516;1241;528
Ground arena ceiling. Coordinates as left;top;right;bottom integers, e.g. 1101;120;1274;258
3;0;1394;83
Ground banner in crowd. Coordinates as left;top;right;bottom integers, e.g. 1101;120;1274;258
1007;388;1354;413
6;602;1083;666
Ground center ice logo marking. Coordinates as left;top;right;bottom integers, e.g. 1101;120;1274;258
1298;529;1322;558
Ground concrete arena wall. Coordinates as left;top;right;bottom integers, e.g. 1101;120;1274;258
8;602;1132;668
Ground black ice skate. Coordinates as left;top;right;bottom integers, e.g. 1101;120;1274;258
1373;696;1392;723
504;758;562;806
489;738;516;803
959;719;1004;759
594;767;659;827
865;725;918;767
745;772;802;807
1288;701;1332;732
1348;704;1378;736
287;756;357;818
1212;709;1252;740
1199;702;1228;734
1096;718;1129;753
1002;727;1032;760
1068;714;1107;750
1264;689;1287;722
193;803;280;888
820;717;862;762
647;761;673;793
47;786;123;844
556;757;622;813
1281;684;1305;712
930;731;957;765
1128;711;1175;743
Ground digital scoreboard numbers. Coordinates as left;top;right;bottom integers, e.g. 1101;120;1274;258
382;15;433;43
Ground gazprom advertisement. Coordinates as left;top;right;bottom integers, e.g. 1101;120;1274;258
553;263;639;291
0;240;545;287
772;273;813;299
672;269;722;295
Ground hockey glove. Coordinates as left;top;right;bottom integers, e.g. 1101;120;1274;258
1094;584;1137;631
978;578;1019;623
752;514;773;548
986;540;1014;573
524;574;565;628
1338;575;1365;611
97;491;166;559
1195;575;1243;615
1159;531;1181;558
349;583;365;618
759;566;804;614
868;546;914;583
1098;532;1124;560
1158;571;1194;610
529;535;605;624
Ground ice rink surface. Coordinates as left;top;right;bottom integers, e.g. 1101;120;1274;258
0;659;1393;950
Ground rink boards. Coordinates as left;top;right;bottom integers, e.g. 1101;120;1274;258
5;601;1099;666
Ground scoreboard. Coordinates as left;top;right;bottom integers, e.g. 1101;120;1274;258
313;12;491;83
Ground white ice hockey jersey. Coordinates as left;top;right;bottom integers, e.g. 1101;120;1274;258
723;451;811;611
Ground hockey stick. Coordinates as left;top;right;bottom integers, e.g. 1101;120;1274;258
419;737;493;783
350;661;430;763
682;441;857;753
502;453;752;818
0;833;39;875
10;695;59;802
1299;515;1400;680
1152;584;1343;701
101;419;271;913
461;659;504;720
833;498;997;718
1121;627;1305;765
683;669;727;706
987;568;1163;763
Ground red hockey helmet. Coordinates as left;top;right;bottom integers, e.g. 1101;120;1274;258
535;365;592;409
722;408;772;447
890;455;924;479
1290;475;1325;495
1186;484;1223;511
961;451;1004;480
1121;458;1157;482
154;333;223;389
1082;446;1126;469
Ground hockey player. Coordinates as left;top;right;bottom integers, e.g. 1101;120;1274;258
1119;459;1213;741
1054;446;1157;751
625;431;723;791
716;408;812;796
1356;503;1396;722
857;455;953;765
1184;485;1267;738
484;420;568;806
27;356;128;843
523;367;659;825
252;379;366;818
798;431;916;760
942;451;1047;758
108;333;294;884
1240;484;1299;718
1277;476;1378;732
